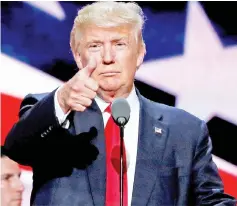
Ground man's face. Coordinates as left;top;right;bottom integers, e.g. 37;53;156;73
74;25;145;97
1;157;24;206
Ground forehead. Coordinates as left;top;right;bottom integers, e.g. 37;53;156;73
77;25;135;43
1;157;20;174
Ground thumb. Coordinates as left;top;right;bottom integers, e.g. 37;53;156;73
82;58;97;77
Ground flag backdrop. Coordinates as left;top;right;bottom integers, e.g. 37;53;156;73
1;1;237;205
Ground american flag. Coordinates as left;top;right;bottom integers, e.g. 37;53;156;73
1;2;237;205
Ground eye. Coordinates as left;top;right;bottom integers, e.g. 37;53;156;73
88;43;101;51
2;174;12;181
90;44;99;48
116;42;126;46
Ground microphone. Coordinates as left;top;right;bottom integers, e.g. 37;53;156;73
111;98;130;206
111;98;131;126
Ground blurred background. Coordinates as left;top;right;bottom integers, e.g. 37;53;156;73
1;1;237;205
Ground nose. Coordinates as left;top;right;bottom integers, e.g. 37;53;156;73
102;44;115;64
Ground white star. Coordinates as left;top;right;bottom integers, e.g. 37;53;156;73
24;1;65;20
136;1;237;125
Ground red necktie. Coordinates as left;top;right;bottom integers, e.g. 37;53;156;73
105;104;128;206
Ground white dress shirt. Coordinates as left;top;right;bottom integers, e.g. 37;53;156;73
54;86;140;205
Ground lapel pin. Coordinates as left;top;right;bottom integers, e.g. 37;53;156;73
154;127;162;134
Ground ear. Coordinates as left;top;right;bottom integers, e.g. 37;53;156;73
73;50;83;70
136;43;146;69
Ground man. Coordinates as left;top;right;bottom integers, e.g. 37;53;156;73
4;1;236;206
1;146;24;206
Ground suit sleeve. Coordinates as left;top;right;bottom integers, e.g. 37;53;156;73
192;120;236;205
4;89;62;166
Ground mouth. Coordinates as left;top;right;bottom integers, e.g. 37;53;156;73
100;72;120;77
13;198;22;202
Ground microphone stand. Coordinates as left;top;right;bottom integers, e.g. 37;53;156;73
119;125;125;206
114;113;129;206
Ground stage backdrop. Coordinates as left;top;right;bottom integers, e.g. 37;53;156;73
1;1;237;205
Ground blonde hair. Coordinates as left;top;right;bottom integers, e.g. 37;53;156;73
70;1;146;53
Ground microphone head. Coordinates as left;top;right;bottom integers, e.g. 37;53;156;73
111;98;131;126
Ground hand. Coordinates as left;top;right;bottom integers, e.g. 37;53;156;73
57;58;99;113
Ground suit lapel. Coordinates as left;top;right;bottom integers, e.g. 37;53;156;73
74;100;106;206
131;95;169;206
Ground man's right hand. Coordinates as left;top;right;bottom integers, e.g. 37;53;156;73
57;58;98;114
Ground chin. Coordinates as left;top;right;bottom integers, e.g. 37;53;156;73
99;79;121;91
101;85;120;92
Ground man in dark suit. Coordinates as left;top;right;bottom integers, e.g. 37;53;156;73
4;1;236;206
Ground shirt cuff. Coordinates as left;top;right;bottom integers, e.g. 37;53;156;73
54;86;71;128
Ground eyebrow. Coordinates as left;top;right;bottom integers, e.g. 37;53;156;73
87;37;129;44
1;172;21;178
1;173;13;179
87;39;103;43
111;37;129;43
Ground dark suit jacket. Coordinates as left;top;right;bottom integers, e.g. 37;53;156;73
4;89;236;206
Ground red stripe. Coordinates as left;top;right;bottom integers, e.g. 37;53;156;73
219;169;237;199
1;93;21;144
1;93;32;171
